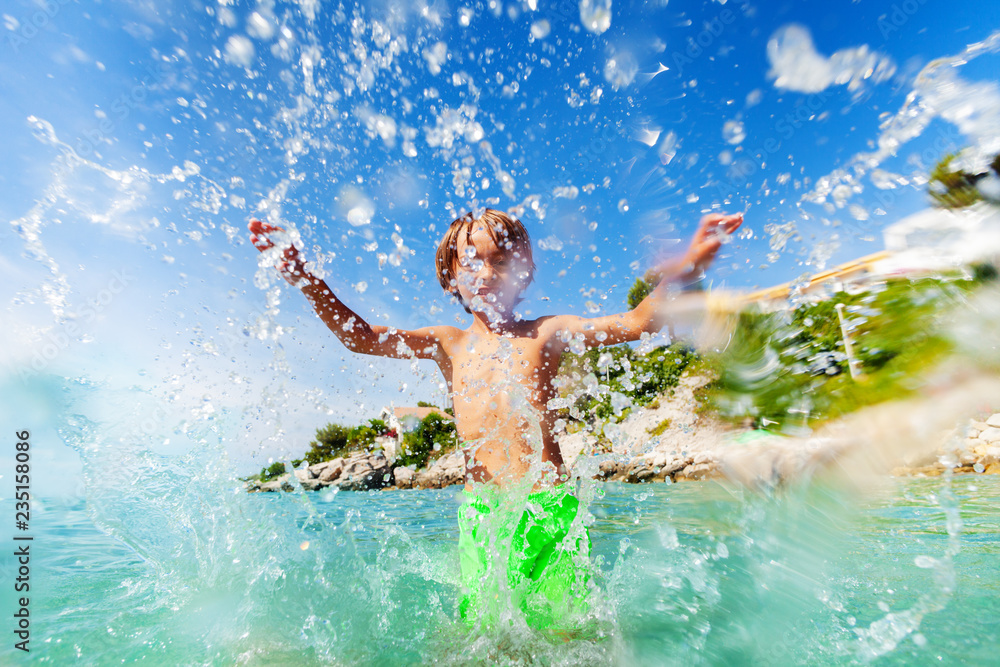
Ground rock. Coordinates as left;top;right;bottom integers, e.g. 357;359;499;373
979;427;1000;443
985;463;1000;475
656;455;691;480
622;461;655;483
986;414;1000;428
977;453;1000;469
336;453;393;491
294;468;316;481
300;478;325;491
959;450;978;466
393;466;415;489
969;439;990;457
594;460;620;480
907;465;944;477
319;458;345;482
557;431;591;468
310;458;338;475
676;462;718;481
414;451;465;489
692;452;714;465
259;474;294;492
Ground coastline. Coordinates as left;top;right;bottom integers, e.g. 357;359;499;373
246;370;1000;494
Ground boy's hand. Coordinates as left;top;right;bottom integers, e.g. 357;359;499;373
678;213;743;281
248;219;311;287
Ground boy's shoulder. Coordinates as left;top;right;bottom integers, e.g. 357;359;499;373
512;314;579;340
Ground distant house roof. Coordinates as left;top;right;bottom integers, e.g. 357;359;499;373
379;406;454;423
743;250;894;304
882;203;1000;263
394;406;453;421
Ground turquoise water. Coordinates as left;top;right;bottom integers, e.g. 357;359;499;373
5;464;999;665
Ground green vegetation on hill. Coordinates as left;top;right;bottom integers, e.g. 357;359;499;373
397;412;458;468
556;343;697;424
303;418;390;465
257;413;456;480
626;276;656;310
929;151;1000;209
706;275;986;430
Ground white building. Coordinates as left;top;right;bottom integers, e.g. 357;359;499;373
875;203;1000;275
376;405;454;463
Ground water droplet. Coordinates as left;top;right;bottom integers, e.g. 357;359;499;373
530;20;551;39
723;119;746;145
580;0;612;35
538;235;564;252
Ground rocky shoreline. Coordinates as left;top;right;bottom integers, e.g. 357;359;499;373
890;413;1000;477
246;374;1000;494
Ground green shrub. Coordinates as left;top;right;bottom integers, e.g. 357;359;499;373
302;419;392;465
648;418;672;437
557;343;696;423
706;277;970;429
626;276;656;310
397;413;458;469
304;423;351;464
972;262;998;283
929;153;984;209
259;461;287;482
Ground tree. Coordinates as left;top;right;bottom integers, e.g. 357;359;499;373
626;275;656;310
928;151;1000;209
304;423;351;465
397;412;458;469
259;461;287;482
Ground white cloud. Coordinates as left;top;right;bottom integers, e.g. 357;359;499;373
766;24;895;95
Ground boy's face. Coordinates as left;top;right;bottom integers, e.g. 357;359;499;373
453;224;529;317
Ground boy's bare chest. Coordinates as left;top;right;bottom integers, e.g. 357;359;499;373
448;334;556;393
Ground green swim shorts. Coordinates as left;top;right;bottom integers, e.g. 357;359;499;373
457;483;592;631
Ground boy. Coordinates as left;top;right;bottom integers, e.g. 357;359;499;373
249;209;742;631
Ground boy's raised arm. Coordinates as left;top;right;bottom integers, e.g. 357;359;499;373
542;213;743;349
248;220;451;361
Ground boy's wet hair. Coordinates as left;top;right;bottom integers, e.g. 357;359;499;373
435;209;536;312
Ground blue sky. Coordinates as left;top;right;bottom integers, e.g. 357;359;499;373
1;0;999;480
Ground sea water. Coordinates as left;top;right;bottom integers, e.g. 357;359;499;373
5;444;999;666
